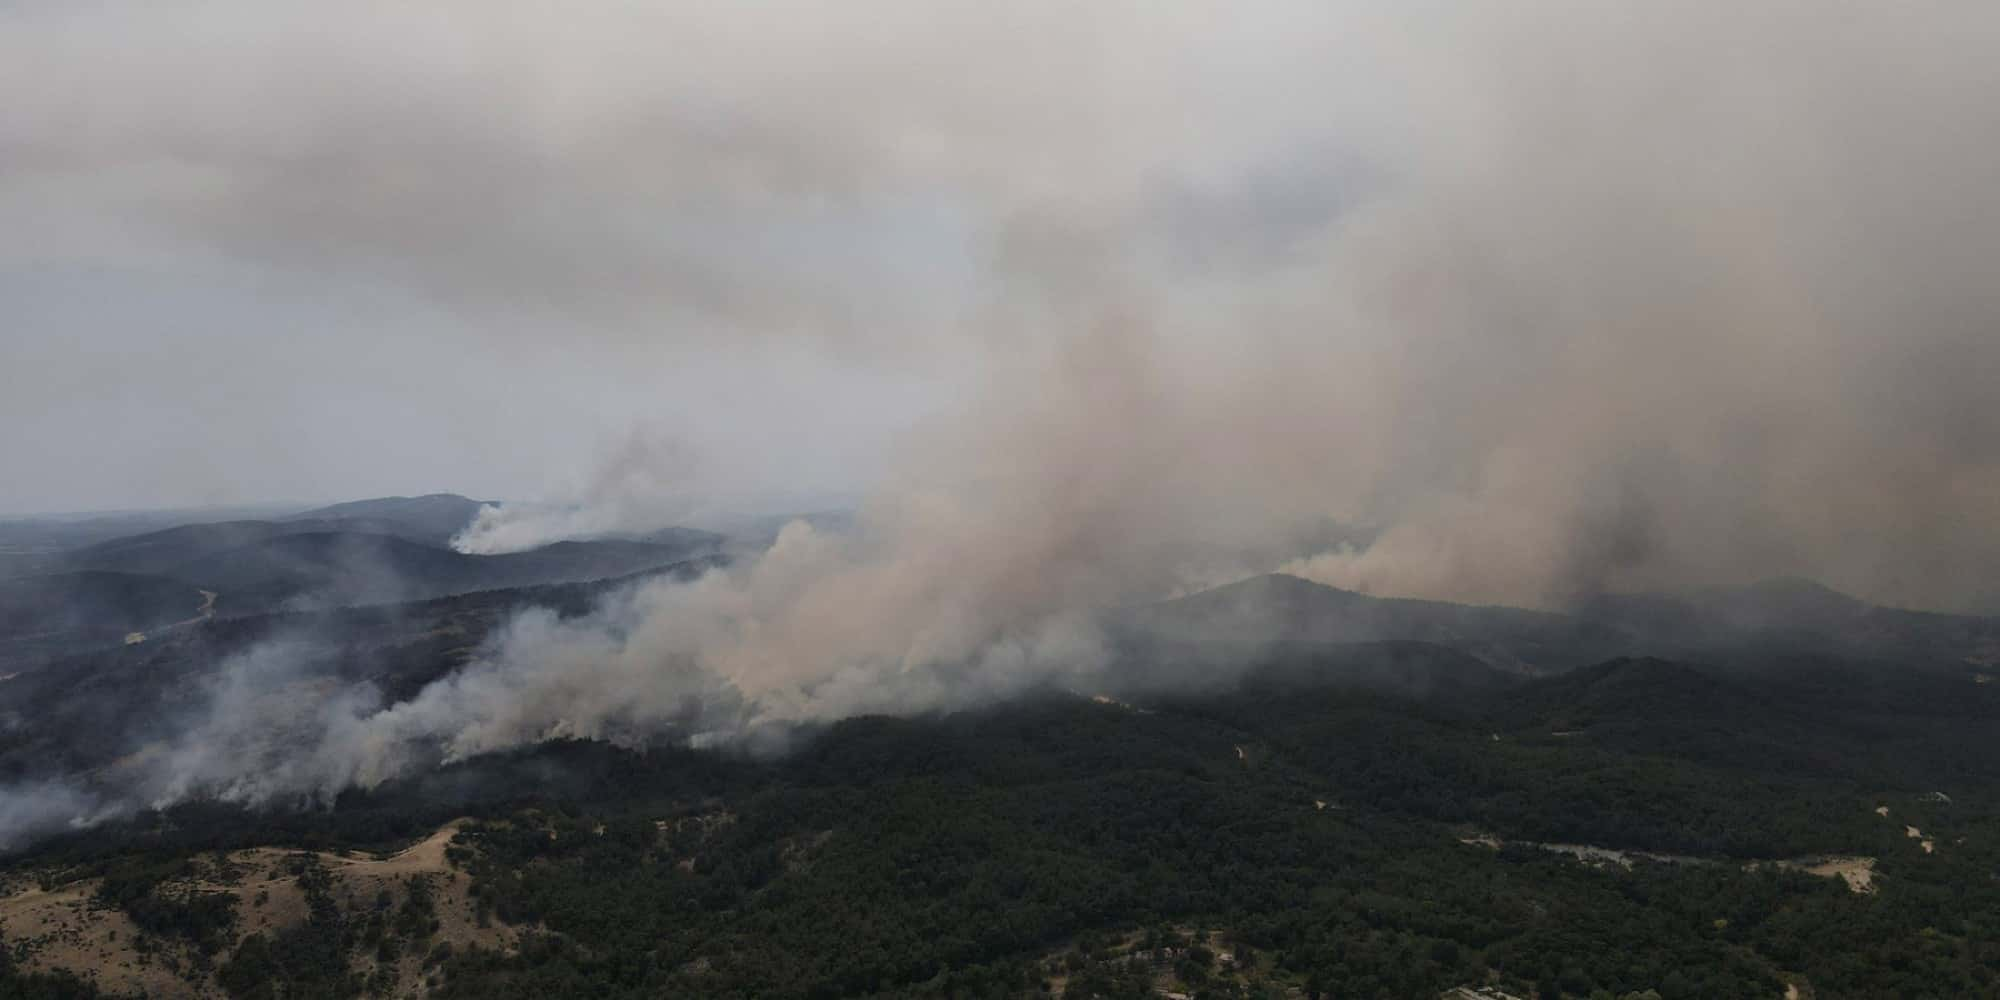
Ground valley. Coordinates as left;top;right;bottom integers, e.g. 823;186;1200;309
3;500;2000;998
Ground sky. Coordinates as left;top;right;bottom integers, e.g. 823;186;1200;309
0;1;1386;516
18;0;2000;852
6;1;2000;614
0;1;1103;513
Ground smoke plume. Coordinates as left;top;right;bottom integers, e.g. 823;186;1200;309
7;2;2000;829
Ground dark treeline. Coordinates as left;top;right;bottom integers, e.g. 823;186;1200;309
6;645;1999;998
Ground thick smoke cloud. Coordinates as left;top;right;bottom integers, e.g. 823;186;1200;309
0;781;110;853
13;1;1999;609
7;1;2000;829
450;431;714;554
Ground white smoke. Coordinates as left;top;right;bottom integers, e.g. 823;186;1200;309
60;519;1112;810
12;1;2000;607
450;430;711;554
12;1;2000;831
134;639;388;806
0;781;114;852
362;0;2000;791
453;503;628;555
346;516;1111;787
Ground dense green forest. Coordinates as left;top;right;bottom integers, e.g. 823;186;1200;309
5;646;1997;998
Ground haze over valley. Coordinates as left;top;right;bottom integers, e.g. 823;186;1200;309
5;3;2000;997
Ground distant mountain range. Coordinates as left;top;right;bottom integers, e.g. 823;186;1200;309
169;532;717;612
0;494;726;659
0;571;207;641
10;494;2000;687
278;493;496;546
1125;572;1622;673
1124;572;2000;675
67;518;435;577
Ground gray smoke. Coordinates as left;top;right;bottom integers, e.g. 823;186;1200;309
12;1;1999;607
452;430;716;554
0;780;110;852
133;639;389;806
7;2;2000;822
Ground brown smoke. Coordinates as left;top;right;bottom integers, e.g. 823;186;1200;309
345;1;2000;774
8;2;2000;802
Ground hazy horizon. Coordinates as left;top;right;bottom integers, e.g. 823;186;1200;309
4;9;1999;994
9;1;2000;616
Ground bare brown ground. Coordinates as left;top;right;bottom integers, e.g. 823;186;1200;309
0;821;518;998
0;880;192;997
1778;856;1876;894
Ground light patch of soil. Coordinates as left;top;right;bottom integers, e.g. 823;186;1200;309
1088;694;1152;714
1034;926;1288;999
1443;988;1528;1000
780;829;835;874
1539;843;1638;868
1499;840;1710;869
243;821;521;996
115;591;220;649
1778;856;1876;894
1;821;517;999
1462;835;1874;898
657;809;737;839
0;881;197;998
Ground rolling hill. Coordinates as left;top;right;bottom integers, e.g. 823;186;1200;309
1133;572;2000;675
0;496;730;669
1127;573;1631;672
168;532;716;612
64;518;425;577
0;571;207;640
278;493;493;546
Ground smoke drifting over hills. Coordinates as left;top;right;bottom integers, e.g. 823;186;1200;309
10;0;2000;608
6;2;2000;832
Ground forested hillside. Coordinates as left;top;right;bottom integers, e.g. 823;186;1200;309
6;644;1997;999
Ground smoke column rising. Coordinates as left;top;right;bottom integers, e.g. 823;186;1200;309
7;2;2000;814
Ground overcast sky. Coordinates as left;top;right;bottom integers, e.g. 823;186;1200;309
7;2;2000;613
0;0;1370;515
